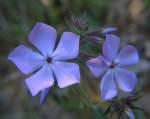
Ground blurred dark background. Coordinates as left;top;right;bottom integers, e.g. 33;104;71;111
0;0;150;119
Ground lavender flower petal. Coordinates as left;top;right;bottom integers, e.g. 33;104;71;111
52;32;80;60
25;65;54;96
125;108;135;119
8;45;44;74
86;55;109;78
102;34;120;62
115;45;139;66
28;22;57;57
100;71;117;100
114;68;137;92
40;88;50;104
51;61;80;88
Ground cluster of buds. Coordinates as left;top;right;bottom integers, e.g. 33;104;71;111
68;13;118;43
104;91;143;119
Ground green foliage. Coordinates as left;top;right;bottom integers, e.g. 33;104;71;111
144;0;150;8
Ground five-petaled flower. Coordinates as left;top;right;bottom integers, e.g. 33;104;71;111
87;34;139;100
8;22;80;103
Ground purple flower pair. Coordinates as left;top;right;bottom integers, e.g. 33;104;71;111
87;34;139;100
8;22;139;102
8;22;80;102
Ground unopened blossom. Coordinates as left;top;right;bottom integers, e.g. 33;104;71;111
125;108;135;119
102;27;117;34
87;34;139;100
8;22;80;103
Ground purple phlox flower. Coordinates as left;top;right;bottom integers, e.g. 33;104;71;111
8;22;80;103
86;34;139;100
125;108;135;119
102;27;117;35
